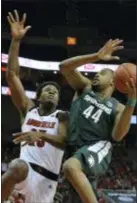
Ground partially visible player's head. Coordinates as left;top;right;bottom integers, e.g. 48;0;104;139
92;68;115;92
36;81;60;108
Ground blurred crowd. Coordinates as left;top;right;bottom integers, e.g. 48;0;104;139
97;160;137;190
2;145;18;175
2;144;137;203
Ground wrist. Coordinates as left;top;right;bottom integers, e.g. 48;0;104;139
38;132;45;139
12;38;21;43
96;51;105;61
126;98;136;108
94;52;101;61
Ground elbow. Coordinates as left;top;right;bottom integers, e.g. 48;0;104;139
57;141;66;150
59;136;67;149
113;136;122;142
112;133;123;142
59;63;64;72
6;70;15;82
112;131;128;142
59;62;68;73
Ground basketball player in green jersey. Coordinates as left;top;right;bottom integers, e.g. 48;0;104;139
14;39;136;203
58;39;136;203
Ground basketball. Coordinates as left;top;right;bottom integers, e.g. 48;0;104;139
115;63;136;93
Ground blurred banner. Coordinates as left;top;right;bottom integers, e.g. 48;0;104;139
2;86;36;99
2;53;118;72
100;189;137;203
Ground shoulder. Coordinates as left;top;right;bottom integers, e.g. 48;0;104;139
56;110;69;122
113;102;125;126
116;101;125;114
110;97;124;110
73;85;91;101
56;109;66;113
20;104;36;124
28;106;37;113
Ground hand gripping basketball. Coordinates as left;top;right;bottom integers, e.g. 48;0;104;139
115;63;136;96
126;78;136;100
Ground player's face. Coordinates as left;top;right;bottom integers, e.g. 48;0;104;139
92;69;114;91
39;85;59;107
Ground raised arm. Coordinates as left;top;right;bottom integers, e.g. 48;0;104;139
59;39;123;91
6;10;34;117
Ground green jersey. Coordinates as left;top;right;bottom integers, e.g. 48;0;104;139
67;90;118;147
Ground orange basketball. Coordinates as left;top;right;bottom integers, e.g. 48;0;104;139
115;63;136;93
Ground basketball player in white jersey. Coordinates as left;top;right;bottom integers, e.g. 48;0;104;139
2;10;67;203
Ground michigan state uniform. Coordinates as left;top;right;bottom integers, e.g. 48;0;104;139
67;89;118;177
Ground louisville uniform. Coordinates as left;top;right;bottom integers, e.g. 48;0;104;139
14;108;64;203
67;90;118;190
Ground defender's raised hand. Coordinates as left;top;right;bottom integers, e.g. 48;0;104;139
98;39;124;61
7;10;31;40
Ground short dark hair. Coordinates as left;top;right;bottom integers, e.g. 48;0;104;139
102;68;114;78
103;68;114;74
36;81;60;100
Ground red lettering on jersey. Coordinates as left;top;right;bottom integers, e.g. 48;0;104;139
27;119;40;127
27;119;32;125
26;119;56;129
41;121;48;128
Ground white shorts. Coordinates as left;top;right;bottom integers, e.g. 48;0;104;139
14;162;58;203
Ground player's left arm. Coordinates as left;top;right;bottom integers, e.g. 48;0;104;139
112;78;136;141
41;120;68;149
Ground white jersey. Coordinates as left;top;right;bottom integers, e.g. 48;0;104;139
20;107;64;174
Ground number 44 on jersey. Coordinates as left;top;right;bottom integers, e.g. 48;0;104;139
83;105;103;123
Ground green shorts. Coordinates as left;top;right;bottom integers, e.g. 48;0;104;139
64;141;113;202
73;141;112;177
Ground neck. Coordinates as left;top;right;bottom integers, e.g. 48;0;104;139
96;87;113;101
38;103;56;116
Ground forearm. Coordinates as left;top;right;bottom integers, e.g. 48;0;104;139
39;132;66;149
7;39;21;76
59;53;99;71
112;106;134;141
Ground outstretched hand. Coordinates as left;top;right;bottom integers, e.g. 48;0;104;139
98;39;124;61
13;131;41;145
7;10;31;40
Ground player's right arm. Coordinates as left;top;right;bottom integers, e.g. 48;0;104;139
6;10;34;117
59;39;123;92
112;78;136;142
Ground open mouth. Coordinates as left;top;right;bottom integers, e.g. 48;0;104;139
47;95;55;99
93;79;99;83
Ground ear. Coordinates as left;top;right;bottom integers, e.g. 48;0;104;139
109;78;114;87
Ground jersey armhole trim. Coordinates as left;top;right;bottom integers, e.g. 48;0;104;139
28;106;37;112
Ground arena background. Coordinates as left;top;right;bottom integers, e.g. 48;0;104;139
1;0;137;203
